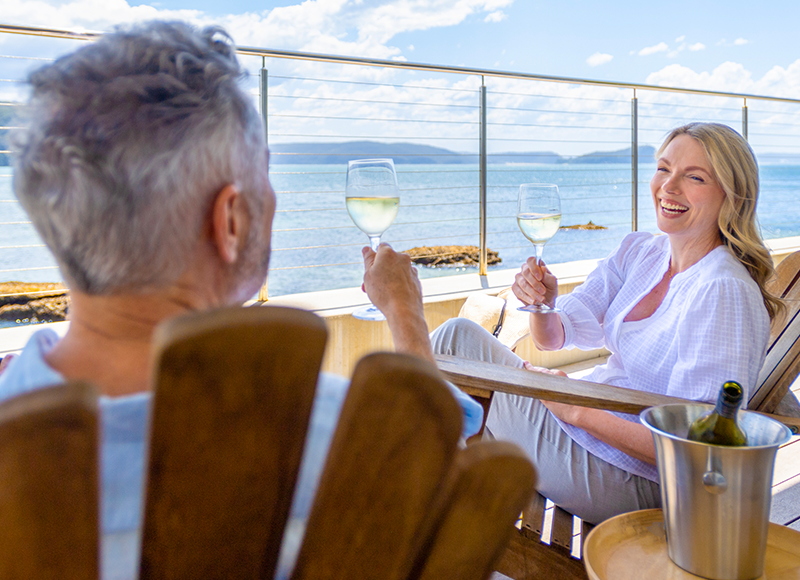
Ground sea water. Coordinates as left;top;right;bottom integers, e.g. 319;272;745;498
2;163;800;299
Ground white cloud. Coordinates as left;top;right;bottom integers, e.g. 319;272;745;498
675;35;685;42
484;10;506;22
645;59;800;99
586;52;613;66
668;43;686;58
1;0;515;60
639;42;669;56
734;38;749;45
689;43;705;51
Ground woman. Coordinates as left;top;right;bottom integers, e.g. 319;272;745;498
431;122;782;524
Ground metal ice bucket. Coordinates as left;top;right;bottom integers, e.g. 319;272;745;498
640;404;792;580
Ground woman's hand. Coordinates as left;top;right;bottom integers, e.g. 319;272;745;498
540;399;585;425
513;257;559;310
521;360;656;463
521;361;583;423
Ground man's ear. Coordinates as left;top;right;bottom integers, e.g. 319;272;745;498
211;184;248;264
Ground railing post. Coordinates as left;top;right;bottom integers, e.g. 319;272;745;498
631;91;639;232
258;59;270;302
742;98;749;140
479;77;488;277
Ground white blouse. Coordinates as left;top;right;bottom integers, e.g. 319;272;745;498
555;232;770;481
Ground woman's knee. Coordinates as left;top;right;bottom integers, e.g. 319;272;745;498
432;317;525;370
430;318;490;356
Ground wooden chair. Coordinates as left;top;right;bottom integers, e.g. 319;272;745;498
0;306;536;580
292;352;537;580
140;305;328;580
436;250;800;580
140;305;538;580
0;382;99;580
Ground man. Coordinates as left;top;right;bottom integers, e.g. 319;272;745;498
3;21;482;578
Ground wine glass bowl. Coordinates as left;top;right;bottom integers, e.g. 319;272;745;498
346;158;400;321
517;183;561;313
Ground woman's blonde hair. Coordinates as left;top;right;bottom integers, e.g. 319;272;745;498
657;122;783;320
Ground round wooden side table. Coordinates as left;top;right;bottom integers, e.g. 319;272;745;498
583;508;800;580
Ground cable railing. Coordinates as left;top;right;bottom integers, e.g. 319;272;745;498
0;23;799;314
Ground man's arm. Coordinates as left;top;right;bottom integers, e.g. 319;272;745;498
361;245;434;362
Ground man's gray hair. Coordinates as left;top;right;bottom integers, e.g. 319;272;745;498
13;21;268;294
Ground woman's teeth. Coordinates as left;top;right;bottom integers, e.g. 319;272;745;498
661;200;688;215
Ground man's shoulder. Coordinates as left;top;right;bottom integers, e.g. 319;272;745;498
0;328;64;402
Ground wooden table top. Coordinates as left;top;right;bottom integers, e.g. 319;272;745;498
583;509;800;580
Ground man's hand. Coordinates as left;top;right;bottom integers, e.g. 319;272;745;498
0;354;16;375
513;257;559;309
362;244;424;321
362;244;434;362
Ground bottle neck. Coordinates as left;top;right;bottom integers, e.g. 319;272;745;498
715;382;744;419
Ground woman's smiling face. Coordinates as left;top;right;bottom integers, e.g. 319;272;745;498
651;134;726;246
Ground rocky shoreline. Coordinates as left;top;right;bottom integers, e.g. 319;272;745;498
0;282;69;324
404;245;502;267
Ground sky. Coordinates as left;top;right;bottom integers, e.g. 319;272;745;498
2;0;800;156
3;0;800;91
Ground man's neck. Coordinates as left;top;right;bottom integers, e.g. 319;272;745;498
44;287;212;397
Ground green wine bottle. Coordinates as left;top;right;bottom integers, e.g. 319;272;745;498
687;381;748;446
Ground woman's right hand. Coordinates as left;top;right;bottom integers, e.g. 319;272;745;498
513;257;559;310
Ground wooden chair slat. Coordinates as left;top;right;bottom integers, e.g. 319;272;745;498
767;251;800;299
140;306;327;580
580;520;594;547
550;506;575;551
758;339;800;413
291;352;463;580
752;251;800;411
495;528;589;580
754;308;800;412
767;257;800;352
521;492;548;537
413;441;536;580
0;382;99;580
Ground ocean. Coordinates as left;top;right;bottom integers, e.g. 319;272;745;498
2;162;800;299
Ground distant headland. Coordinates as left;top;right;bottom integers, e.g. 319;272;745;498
267;141;656;165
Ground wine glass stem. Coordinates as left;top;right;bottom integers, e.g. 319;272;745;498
534;243;544;266
369;235;381;252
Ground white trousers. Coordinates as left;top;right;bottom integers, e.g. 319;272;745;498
430;317;661;524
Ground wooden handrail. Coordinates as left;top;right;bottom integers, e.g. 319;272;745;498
436;354;800;434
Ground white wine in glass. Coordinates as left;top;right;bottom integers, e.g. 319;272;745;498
517;183;561;313
346;158;400;321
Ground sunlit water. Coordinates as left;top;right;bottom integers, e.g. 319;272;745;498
2;162;799;300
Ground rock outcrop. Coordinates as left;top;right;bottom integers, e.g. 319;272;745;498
0;282;69;324
404;246;501;267
560;221;607;230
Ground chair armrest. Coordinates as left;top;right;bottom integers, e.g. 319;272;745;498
435;355;800;435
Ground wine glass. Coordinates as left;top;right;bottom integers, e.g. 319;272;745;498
516;183;561;313
346;158;400;321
